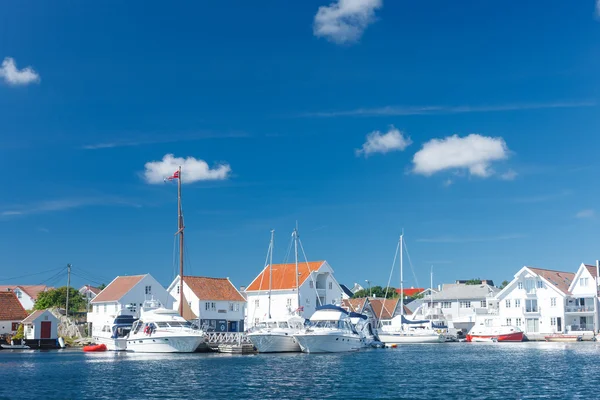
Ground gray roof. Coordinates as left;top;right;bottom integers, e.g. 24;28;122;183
339;284;354;298
430;283;499;301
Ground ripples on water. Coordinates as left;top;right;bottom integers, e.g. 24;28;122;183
1;342;599;400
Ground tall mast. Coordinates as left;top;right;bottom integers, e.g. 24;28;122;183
178;165;184;316
430;265;433;310
66;263;71;317
268;229;274;319
294;226;300;315
399;233;404;317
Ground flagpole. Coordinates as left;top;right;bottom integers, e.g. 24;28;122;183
178;165;184;316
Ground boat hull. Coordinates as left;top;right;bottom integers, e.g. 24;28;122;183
378;332;443;344
93;336;128;351
126;335;204;353
466;331;524;342
248;333;301;353
292;332;361;353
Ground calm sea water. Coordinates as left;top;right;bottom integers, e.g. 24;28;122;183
1;342;599;400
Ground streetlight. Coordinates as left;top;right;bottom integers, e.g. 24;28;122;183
365;280;372;298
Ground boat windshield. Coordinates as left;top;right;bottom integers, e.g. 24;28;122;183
278;322;289;329
267;322;277;329
155;321;196;329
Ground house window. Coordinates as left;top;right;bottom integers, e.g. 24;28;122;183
550;298;556;307
505;300;511;308
211;302;216;311
11;322;19;331
551;317;557;326
309;281;314;288
254;299;259;308
254;318;259;326
459;301;471;308
328;282;332;290
515;299;521;308
229;303;234;311
480;301;486;308
525;299;538;313
580;278;589;286
145;285;152;295
441;302;451;309
15;290;22;299
537;280;543;289
517;282;523;290
205;302;210;311
103;304;107;313
286;298;292;308
515;318;522;327
506;318;512;326
234;303;239;312
176;285;180;294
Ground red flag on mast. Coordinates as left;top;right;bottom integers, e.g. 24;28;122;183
164;170;179;181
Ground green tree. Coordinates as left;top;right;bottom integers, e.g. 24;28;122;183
35;286;86;312
98;283;106;290
465;279;482;285
500;280;509;289
12;324;24;340
353;286;399;299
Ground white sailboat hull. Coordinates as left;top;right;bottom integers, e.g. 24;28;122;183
248;332;301;353
93;336;128;351
127;335;204;353
293;332;361;353
378;332;444;344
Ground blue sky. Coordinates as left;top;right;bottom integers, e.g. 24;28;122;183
1;1;600;292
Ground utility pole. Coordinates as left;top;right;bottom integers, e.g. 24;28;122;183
65;263;72;317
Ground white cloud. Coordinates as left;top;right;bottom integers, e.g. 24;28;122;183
443;179;453;187
0;57;40;85
417;233;526;243
313;0;382;44
500;169;518;181
356;126;411;157
1;197;139;217
576;209;595;219
412;134;510;178
144;154;231;184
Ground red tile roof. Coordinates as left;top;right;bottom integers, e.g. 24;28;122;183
80;285;102;295
395;288;425;297
0;292;28;321
369;298;413;319
341;298;367;313
183;276;245;302
0;285;52;300
91;275;145;303
246;261;325;291
584;265;598;279
529;267;575;295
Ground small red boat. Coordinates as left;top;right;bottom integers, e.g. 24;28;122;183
466;324;524;342
83;343;107;352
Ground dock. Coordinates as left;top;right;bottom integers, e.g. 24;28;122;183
204;332;256;354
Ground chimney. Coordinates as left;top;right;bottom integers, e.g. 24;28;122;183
240;286;246;292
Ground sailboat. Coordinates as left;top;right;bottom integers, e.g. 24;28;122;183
126;166;205;353
247;229;305;353
377;234;444;344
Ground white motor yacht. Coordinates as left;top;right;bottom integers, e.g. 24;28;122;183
247;316;305;353
126;300;205;353
293;306;362;353
378;315;444;344
92;314;136;351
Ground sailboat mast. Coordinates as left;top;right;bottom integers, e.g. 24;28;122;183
294;227;300;315
430;266;433;309
399;233;404;317
268;229;274;319
178;165;184;316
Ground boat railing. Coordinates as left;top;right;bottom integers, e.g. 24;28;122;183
205;332;251;344
568;324;592;331
523;306;541;314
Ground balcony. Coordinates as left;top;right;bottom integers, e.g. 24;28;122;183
568;324;592;332
565;305;595;313
523;306;541;314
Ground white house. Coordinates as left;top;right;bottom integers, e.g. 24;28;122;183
566;262;599;333
87;274;170;334
419;282;500;332
244;260;345;328
22;309;59;340
167;275;246;332
79;285;102;303
0;291;28;336
0;285;52;310
495;266;574;339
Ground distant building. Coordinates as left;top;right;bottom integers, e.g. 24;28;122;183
350;283;364;294
167;276;246;332
455;279;495;287
341;297;411;328
22;309;59;341
395;287;426;297
0;291;28;336
79;285;102;303
244;260;345;328
417;282;500;332
566;263;599;334
87;274;170;334
0;285;53;310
